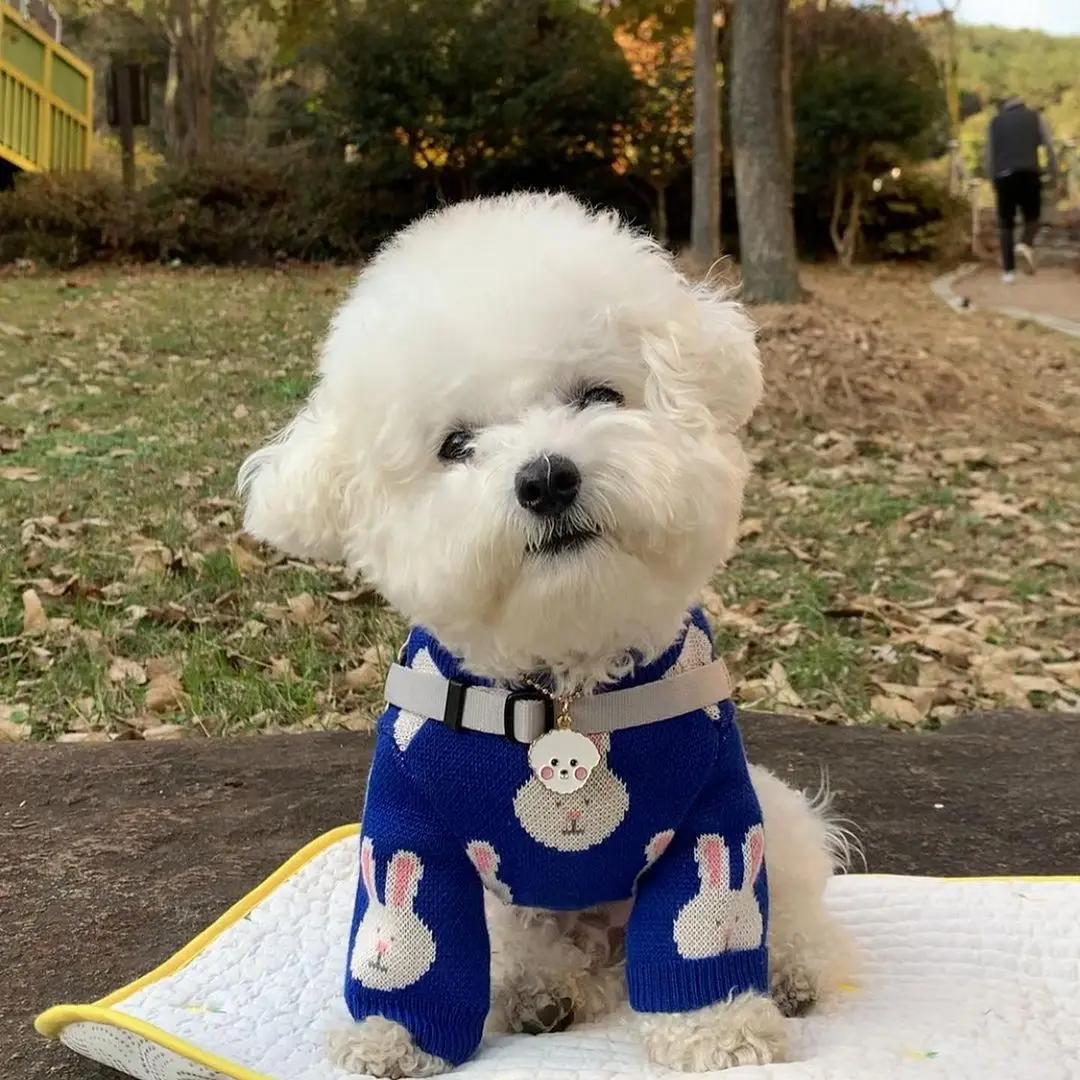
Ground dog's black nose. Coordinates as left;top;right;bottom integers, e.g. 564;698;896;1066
515;455;580;516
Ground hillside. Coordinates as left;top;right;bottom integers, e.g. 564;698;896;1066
922;23;1080;173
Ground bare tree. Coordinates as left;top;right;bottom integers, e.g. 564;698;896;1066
730;0;801;302
690;0;720;264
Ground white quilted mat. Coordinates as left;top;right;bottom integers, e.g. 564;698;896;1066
36;825;1080;1080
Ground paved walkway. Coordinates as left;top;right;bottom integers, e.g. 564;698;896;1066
963;264;1079;325
3;711;1080;1078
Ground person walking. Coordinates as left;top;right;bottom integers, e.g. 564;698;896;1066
984;96;1058;282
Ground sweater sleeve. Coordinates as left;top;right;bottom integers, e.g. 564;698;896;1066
345;735;489;1066
624;717;768;1014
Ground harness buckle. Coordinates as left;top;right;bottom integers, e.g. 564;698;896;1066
503;689;555;744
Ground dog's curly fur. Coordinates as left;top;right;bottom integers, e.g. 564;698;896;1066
240;192;856;1074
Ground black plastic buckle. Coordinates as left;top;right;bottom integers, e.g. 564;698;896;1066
503;689;555;744
443;679;468;732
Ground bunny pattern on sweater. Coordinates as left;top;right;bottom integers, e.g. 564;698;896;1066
345;609;768;1066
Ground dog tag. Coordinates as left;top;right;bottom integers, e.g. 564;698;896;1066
528;729;600;794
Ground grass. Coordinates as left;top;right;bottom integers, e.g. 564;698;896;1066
1;264;1078;740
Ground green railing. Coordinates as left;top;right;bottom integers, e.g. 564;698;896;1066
0;1;92;173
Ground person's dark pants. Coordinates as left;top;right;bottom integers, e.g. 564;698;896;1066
993;170;1042;273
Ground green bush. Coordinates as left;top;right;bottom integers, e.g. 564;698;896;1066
0;150;429;268
320;0;639;203
860;172;970;262
790;4;949;263
0;170;147;267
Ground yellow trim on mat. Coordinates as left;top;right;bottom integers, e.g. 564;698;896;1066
33;820;1080;1080
35;1006;275;1080
35;823;361;1080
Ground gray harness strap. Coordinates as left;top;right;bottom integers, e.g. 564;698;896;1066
383;659;732;744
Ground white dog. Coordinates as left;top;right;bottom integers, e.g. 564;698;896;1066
240;193;854;1076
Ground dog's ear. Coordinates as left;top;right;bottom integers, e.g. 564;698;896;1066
641;282;763;434
238;389;352;563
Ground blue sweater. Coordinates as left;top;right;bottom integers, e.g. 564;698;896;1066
344;609;768;1065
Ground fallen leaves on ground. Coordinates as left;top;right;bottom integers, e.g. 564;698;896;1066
0;264;1076;740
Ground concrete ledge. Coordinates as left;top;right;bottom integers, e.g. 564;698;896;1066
3;711;1079;1077
931;263;1080;338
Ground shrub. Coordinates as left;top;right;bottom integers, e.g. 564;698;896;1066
791;4;948;264
320;0;639;203
0;149;433;268
860;171;970;262
0;170;147;267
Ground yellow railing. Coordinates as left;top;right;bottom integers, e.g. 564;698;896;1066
0;1;92;173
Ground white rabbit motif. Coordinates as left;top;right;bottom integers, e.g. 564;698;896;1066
350;837;436;990
632;828;676;891
673;824;765;959
465;839;513;904
512;732;629;852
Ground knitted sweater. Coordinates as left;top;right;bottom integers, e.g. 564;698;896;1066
344;609;768;1065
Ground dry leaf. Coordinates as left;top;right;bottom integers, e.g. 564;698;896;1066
872;681;936;716
914;631;975;668
268;656;296;681
128;537;173;578
1046;662;1080;691
108;656;148;685
57;731;110;744
738;518;764;540
871;695;923;726
142;724;186;740
145;656;183;679
764;662;804;709
1;466;42;482
229;536;266;574
342;664;381;691
21;589;49;634
286;592;324;626
232;403;250;419
0;712;31;739
328;586;380;605
145;672;188;713
969;491;1023;519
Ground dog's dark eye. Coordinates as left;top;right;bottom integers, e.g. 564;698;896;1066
438;428;475;463
577;385;624;409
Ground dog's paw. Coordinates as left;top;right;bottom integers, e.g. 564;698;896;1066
328;1018;452;1078
770;960;820;1017
489;984;576;1035
638;993;787;1072
769;918;858;1017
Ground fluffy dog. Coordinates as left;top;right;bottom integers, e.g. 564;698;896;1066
240;192;854;1075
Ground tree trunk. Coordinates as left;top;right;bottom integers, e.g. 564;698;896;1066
730;0;801;302
173;0;218;162
829;175;863;267
780;2;795;187
691;0;720;264
163;23;182;161
193;0;219;159
653;182;670;245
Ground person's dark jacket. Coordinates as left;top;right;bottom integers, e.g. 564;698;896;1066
984;98;1057;180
